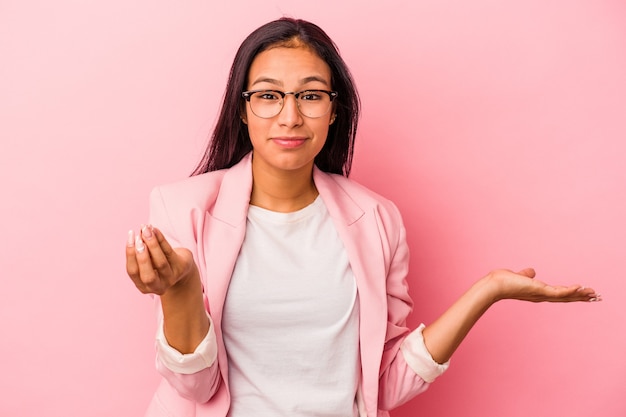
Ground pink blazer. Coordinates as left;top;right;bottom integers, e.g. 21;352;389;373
144;153;445;417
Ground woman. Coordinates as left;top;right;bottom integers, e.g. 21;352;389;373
125;17;600;417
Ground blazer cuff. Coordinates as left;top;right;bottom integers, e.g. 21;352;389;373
156;314;217;374
400;323;450;383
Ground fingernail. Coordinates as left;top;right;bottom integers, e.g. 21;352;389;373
142;225;153;240
135;236;146;253
127;230;135;247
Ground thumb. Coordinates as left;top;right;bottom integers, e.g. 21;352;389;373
517;267;536;278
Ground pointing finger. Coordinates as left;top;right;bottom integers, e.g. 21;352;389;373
153;227;175;259
141;225;173;278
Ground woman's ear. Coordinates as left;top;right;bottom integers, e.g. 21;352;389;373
239;101;248;124
329;113;336;125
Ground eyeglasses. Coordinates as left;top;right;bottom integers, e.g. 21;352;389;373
241;89;338;119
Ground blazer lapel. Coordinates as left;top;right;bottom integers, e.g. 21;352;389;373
201;154;253;326
314;168;388;414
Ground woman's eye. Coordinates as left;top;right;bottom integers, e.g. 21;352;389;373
258;92;280;100
300;92;322;101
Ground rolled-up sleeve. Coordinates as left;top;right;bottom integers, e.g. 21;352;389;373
400;324;450;383
156;314;218;374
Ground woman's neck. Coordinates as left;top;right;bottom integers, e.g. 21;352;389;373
250;161;319;213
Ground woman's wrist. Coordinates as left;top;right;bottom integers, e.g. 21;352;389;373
473;273;502;307
160;268;209;353
161;268;202;308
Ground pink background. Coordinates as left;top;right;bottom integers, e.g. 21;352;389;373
1;1;624;416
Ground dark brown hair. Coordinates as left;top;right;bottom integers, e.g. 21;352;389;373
191;17;360;176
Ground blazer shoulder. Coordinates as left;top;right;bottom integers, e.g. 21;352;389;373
151;170;227;212
148;170;230;247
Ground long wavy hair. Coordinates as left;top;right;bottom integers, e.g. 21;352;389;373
191;17;360;177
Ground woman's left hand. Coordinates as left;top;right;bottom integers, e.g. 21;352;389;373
486;268;601;303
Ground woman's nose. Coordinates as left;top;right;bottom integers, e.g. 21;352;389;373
277;94;303;127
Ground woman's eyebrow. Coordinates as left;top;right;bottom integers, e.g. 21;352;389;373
300;76;330;86
250;77;283;87
249;75;330;88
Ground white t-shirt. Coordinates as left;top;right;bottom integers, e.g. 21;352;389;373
222;196;360;417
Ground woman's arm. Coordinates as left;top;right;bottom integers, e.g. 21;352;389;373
421;268;601;364
127;225;221;402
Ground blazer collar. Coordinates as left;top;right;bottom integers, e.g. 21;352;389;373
313;166;365;226
211;153;254;227
211;152;365;227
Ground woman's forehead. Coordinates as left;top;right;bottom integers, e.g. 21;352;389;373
247;46;331;87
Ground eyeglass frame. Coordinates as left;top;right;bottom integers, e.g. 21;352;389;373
241;89;338;119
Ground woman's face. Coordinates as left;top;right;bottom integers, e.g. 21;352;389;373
243;45;334;176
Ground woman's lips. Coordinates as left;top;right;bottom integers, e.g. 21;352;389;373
272;137;307;148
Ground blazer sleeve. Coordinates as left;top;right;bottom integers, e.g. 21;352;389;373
376;203;449;410
148;186;222;403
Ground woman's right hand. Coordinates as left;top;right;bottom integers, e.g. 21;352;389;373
126;225;198;296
